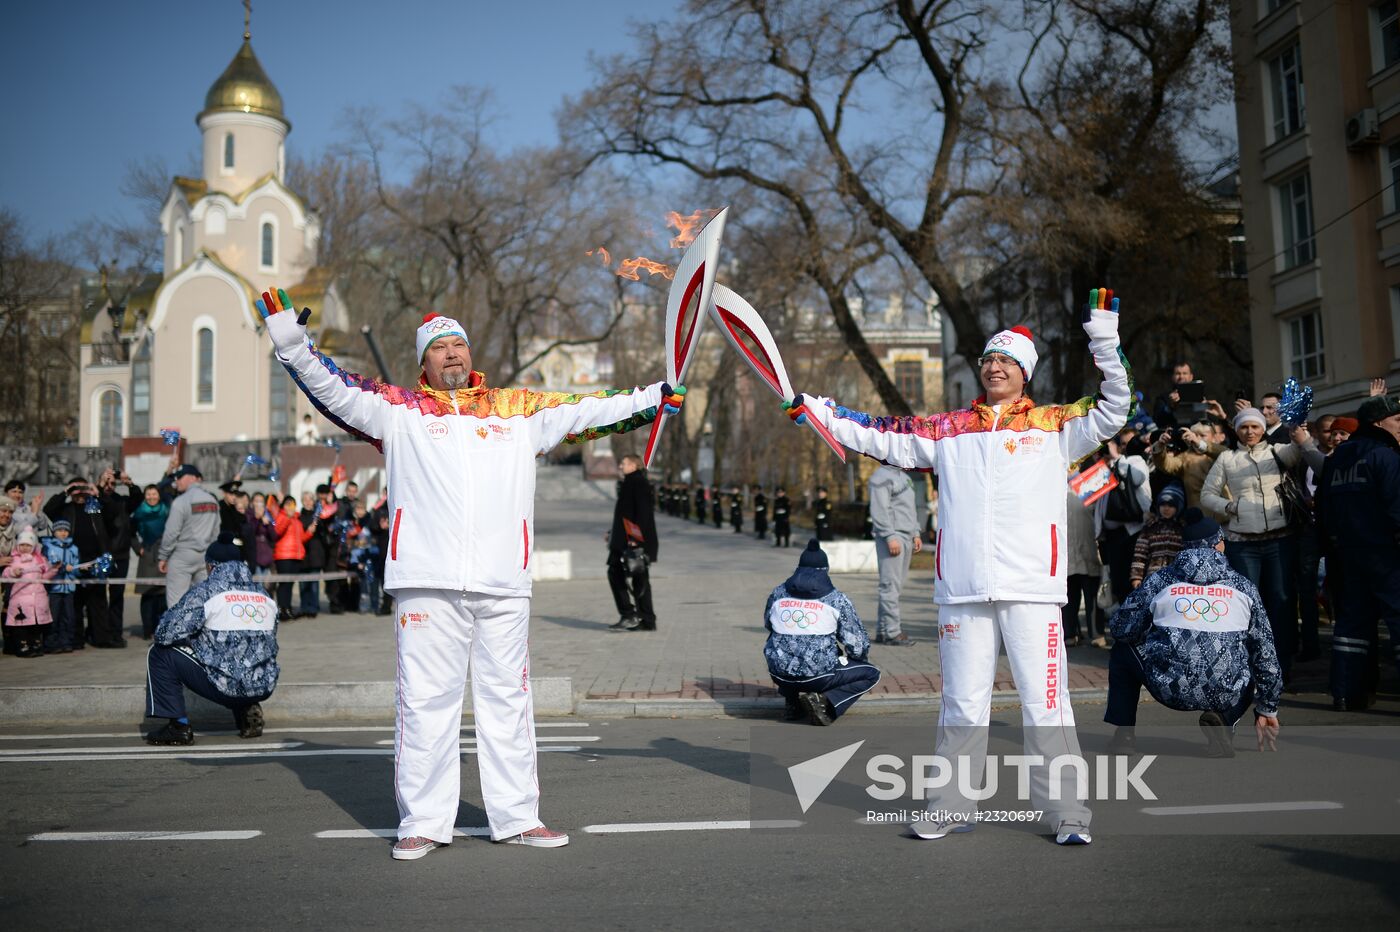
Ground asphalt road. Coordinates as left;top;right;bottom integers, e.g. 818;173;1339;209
2;705;1397;930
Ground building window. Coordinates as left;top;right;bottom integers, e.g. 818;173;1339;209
1287;312;1325;381
1391;287;1400;360
196;326;214;406
1277;172;1315;269
223;132;235;170
1387;143;1400;214
1262;0;1285;14
260;221;275;269
269;358;294;438
173;225;184;269
1268;44;1305;140
98;389;123;444
894;360;925;410
1380;2;1400;71
131;338;151;436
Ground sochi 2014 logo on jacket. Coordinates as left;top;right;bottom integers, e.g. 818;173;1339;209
1152;584;1250;632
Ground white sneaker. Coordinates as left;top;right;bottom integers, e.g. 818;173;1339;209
909;819;975;840
502;825;570;847
1055;821;1092;845
391;836;443;860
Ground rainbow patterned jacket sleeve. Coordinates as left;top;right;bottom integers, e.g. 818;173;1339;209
1060;307;1135;463
274;337;394;445
526;384;665;453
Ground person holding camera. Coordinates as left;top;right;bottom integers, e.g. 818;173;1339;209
44;476;120;648
607;455;658;632
1153;424;1225;509
97;468;139;642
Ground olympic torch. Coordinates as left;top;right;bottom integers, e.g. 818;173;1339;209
642;207;729;468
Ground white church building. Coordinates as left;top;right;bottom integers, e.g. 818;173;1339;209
78;27;351;445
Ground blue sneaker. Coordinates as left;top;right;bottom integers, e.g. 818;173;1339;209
1055;821;1092;845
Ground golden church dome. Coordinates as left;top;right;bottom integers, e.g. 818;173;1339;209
198;38;289;127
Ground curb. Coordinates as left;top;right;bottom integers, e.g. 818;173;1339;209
576;687;1110;719
0;681;1108;726
0;677;576;726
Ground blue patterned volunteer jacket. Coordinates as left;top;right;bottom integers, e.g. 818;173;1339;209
155;561;280;699
763;567;870;679
1109;546;1281;717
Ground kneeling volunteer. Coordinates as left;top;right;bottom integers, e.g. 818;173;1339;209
764;539;880;724
143;532;279;745
1105;508;1282;758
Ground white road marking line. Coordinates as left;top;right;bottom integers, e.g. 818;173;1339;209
1;747;583;763
29;831;262;842
0;723;590;741
0;742;304;757
1141;801;1344;816
583;820;803;834
371;736;599;746
315;828;493;839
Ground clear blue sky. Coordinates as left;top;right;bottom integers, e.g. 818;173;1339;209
1;0;680;240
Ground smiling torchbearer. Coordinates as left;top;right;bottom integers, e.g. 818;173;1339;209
255;287;684;860
785;289;1135;846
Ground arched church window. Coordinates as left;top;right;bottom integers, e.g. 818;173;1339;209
197;326;214;406
98;389;123;444
223;132;235;170
261;222;275;269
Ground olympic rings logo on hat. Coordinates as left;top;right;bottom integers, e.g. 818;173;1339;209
1174;597;1229;623
231;603;271;623
425;318;459;333
778;608;814;629
987;334;1015;347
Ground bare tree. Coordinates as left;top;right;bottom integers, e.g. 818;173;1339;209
0;209;81;445
567;0;1010;414
314;88;653;386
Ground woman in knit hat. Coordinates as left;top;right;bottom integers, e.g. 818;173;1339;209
1201;407;1324;679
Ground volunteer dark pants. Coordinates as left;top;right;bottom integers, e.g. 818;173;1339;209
1104;642;1251;727
607;551;655;629
77;582;114;646
1329;546;1400;704
770;663;881;720
145;644;269;720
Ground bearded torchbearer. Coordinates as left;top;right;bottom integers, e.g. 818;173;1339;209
257;288;683;860
785;289;1134;846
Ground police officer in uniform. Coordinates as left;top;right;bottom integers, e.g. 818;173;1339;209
711;486;723;528
814;486;833;542
772;487;791;547
694;485;707;525
752;486;768;540
729;487;744;533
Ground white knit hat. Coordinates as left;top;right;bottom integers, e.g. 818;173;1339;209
16;528;38;547
982;326;1038;381
415;313;470;364
1234;407;1266;431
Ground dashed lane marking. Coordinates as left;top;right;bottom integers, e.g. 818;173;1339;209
0;724;591;741
315;828;493;839
583;820;803;834
0;741;305;757
0;746;583;763
1141;801;1344;816
30;831;262;842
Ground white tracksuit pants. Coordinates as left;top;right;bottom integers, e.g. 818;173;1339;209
928;600;1092;827
393;589;540;842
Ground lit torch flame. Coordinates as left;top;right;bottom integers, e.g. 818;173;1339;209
586;246;612;266
665;209;720;249
615;256;675;281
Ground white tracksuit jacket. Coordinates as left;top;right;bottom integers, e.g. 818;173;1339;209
806;309;1133;606
268;322;665;596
